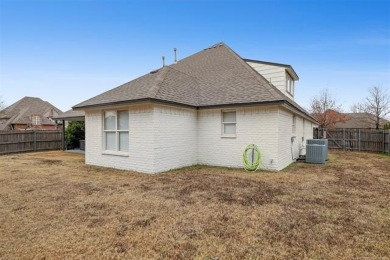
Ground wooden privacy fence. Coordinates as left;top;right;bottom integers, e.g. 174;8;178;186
314;128;390;153
0;130;62;155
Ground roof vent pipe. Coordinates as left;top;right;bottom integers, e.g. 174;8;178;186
162;56;165;67
174;48;177;63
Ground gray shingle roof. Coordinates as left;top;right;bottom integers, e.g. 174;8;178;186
0;97;62;130
52;109;85;121
335;113;389;128
73;42;315;121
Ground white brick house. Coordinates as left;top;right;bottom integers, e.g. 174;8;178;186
74;42;318;173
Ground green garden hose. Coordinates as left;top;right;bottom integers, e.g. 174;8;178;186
243;144;261;171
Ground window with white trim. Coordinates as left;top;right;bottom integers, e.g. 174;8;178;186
222;111;236;136
287;78;291;92
31;115;41;125
291;80;294;95
104;110;129;152
286;73;294;96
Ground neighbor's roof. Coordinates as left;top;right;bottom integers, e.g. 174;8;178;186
335;113;390;129
73;42;315;122
52;109;85;121
0;97;62;130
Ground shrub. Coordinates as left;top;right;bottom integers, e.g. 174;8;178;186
65;121;85;149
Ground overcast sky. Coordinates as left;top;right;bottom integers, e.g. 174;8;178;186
0;0;389;112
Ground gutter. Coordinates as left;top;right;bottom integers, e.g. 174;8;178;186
73;98;317;124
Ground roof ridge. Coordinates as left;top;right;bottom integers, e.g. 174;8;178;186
170;41;225;67
163;65;201;106
13;106;30;123
148;66;170;98
166;65;201;80
220;43;285;101
204;42;225;50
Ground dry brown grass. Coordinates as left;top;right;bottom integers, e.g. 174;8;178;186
0;151;389;259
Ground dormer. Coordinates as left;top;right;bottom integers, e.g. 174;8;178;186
244;59;299;101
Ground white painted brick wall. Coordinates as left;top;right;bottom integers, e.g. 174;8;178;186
197;106;280;171
85;104;155;173
276;109;292;170
85;103;317;173
153;105;198;172
277;108;316;170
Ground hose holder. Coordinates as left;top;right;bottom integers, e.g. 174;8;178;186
243;144;261;172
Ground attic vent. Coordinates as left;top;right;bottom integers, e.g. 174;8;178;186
150;69;159;74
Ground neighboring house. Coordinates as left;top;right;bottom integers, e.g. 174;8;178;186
53;109;86;150
53;109;85;126
0;97;62;131
335;113;390;129
73;42;318;173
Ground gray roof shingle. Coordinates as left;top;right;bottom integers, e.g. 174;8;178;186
0;97;62;130
52;109;85;121
335;113;390;128
73;42;315;121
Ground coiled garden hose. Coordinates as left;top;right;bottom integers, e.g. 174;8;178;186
243;144;261;171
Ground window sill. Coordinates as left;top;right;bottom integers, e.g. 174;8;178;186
221;135;237;139
102;150;129;157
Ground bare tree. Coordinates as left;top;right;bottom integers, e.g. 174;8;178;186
0;96;5;111
350;103;365;113
309;89;348;129
352;86;390;129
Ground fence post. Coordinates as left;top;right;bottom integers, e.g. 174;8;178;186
343;128;345;151
33;131;37;152
388;130;390;154
384;130;386;153
358;129;361;152
17;132;20;153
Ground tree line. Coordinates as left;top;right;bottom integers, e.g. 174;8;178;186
310;86;390;130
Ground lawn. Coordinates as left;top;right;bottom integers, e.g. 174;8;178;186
0;151;389;259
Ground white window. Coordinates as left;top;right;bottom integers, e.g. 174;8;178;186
31;115;41;125
103;110;129;152
287;78;291;92
291;80;295;95
292;115;296;134
286;73;294;96
222;111;236;136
